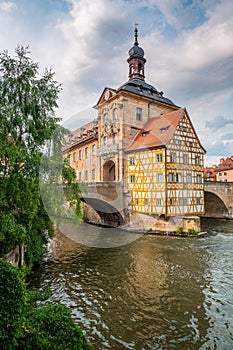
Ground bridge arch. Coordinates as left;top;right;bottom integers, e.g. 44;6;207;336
204;191;229;218
81;197;125;227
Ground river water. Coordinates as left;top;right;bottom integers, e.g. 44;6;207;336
30;219;233;349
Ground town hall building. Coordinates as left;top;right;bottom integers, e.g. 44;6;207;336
63;27;206;227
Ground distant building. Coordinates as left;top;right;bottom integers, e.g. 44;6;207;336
204;156;233;182
64;27;206;218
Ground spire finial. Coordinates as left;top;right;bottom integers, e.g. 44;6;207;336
134;23;139;46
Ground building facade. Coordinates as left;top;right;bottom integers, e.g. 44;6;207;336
64;27;205;220
204;156;233;182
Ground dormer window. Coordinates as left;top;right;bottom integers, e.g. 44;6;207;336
160;126;169;133
142;131;149;137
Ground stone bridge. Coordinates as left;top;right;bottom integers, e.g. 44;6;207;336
204;181;233;219
79;180;233;227
80;181;131;227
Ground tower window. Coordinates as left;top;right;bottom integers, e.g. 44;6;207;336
103;136;108;145
113;108;118;120
138;63;142;74
113;133;118;144
136;107;142;121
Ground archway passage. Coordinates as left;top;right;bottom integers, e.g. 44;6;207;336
81;198;124;227
103;160;115;181
204;191;229;218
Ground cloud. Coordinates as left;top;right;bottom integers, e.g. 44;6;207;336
0;1;16;12
205;116;233;130
221;133;233;141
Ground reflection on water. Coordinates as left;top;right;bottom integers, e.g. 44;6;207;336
30;219;233;349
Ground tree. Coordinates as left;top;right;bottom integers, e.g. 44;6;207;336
0;45;74;266
0;259;92;349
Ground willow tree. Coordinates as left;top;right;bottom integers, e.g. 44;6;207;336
0;46;65;265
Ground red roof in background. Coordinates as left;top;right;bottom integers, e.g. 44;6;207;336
204;156;233;178
126;108;185;152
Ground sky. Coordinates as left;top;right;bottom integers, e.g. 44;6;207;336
0;0;233;166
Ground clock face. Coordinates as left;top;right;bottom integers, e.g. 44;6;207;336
104;90;111;101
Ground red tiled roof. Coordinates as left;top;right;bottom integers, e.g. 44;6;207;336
126;108;185;152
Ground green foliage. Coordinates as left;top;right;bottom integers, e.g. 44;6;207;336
187;228;198;235
0;46;81;266
0;259;92;349
0;258;27;348
19;304;93;350
177;227;185;235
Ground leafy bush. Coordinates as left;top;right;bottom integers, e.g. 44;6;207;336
0;258;27;349
177;227;185;235
187;228;198;235
0;259;92;349
19;304;93;350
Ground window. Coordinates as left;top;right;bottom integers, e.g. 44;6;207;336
156;199;161;206
135;198;139;205
183;126;187;132
157;173;163;182
113;133;118;144
145;199;149;205
197;174;202;183
79;150;82;160
189;142;193;147
224;172;227;176
103;113;108;122
157;153;163;162
92;169;95;180
176;173;182;182
183;198;188;205
195;156;200;165
103;136;108;145
73;152;76;162
169;198;173;205
85;170;88;181
183;154;189;164
129;157;135;165
196;197;201;204
187;173;192;183
169;173;174;182
142;131;149;137
79;172;82;181
136;107;142;121
219;172;222;176
130;175;135;183
85;147;88;159
179;198;183;205
92;144;96;156
170;153;176;162
113;108;118;120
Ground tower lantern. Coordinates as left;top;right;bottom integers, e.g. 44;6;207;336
127;24;146;81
